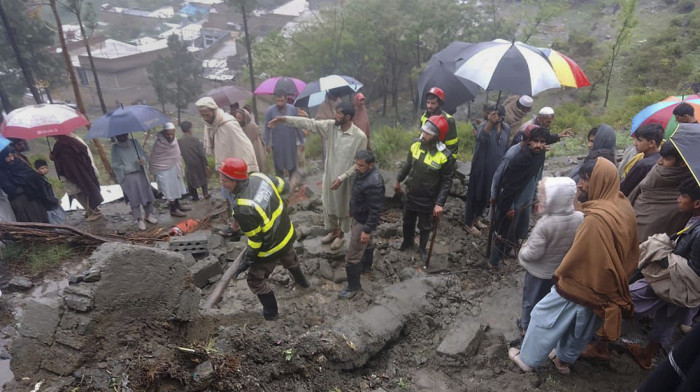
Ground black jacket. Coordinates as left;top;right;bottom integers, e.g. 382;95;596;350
421;110;458;156
674;221;700;276
349;166;385;233
397;140;456;212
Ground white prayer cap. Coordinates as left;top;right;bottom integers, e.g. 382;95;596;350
539;106;555;115
518;95;533;108
163;122;176;130
196;97;218;110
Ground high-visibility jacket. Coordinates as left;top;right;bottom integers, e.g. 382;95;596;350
420;110;458;157
231;173;295;261
396;141;456;212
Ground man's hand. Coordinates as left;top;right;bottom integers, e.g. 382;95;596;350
506;209;515;219
138;158;145;167
394;181;402;194
297;109;308;118
487;111;500;124
265;145;272;153
330;178;342;190
433;204;443;218
267;116;285;128
360;231;371;244
533;201;543;214
559;128;574;138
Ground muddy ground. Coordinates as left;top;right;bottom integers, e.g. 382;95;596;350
0;157;663;392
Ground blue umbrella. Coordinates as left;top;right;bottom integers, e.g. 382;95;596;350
87;105;170;139
0;135;10;152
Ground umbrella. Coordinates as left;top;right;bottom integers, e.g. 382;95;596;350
294;75;363;108
538;48;590;88
87;105;170;139
0;135;10;152
427;41;472;66
205;85;253;108
417;59;480;113
0;103;89;139
630;95;700;138
669;122;700;186
454;39;560;96
254;76;306;96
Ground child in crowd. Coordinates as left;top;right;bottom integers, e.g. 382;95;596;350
619;123;664;196
34;159;65;225
516;177;583;334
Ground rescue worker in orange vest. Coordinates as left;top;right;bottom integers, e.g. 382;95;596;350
420;87;459;158
218;158;309;321
395;116;456;261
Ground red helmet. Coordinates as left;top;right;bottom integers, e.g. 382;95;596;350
219;157;248;180
426;87;445;103
422;115;449;141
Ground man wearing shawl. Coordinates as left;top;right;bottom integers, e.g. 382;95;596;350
178;121;210;201
509;158;639;374
50;134;103;221
263;93;303;179
149;123;190;217
489;127;547;270
235;109;267;173
112;134;157;230
353;93;371;150
503;95;533;142
196;97;258;173
0;147;49;223
569;124;617;183
267;102;368;251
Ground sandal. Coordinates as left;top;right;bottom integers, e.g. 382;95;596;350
548;350;571;375
626;343;654;370
580;341;612;361
508;348;533;372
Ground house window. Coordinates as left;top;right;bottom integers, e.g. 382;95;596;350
77;68;89;86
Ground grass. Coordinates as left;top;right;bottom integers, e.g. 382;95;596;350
1;241;73;274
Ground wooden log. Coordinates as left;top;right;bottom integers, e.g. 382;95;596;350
201;249;246;310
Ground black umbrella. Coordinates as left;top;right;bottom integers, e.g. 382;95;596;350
427;41;472;66
670;123;700;186
417;59;480;113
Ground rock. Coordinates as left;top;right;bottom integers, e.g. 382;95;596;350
9;336;44;376
64;294;93;312
58;312;92;335
192;360;215;389
181;253;197;267
398;267;422;281
8;276;32;291
54;329;87;350
207;232;224;251
188;256;224;288
318;259;334;281
332;269;347;283
41;344;82;375
436;316;485;357
83;267;101;283
301;236;346;260
19;299;62;345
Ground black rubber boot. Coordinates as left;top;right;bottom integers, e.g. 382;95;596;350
257;291;278;320
399;223;414;251
419;230;430;262
360;246;374;273
338;262;362;299
288;267;310;288
175;199;192;211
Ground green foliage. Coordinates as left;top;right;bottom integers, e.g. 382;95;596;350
304;133;323;161
548;102;595;136
600;89;671;131
456;121;476;161
0;242;73;273
370;125;416;170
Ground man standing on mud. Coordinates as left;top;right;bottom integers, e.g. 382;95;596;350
267;102;368;251
263;92;304;180
218;158;309;321
420;87;458;157
395;116;455;262
339;149;384;299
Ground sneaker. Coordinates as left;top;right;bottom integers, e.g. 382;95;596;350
474;220;489;230
463;225;481;235
137;219;146;231
145;215;159;224
170;209;186;217
321;232;336;244
338;287;360;299
330;237;345;251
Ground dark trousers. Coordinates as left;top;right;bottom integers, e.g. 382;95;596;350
246;247;300;295
637;324;700;392
520;272;554;331
188;185;209;199
464;195;488;227
274;164;296;180
402;207;433;243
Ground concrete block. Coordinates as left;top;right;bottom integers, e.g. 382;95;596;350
64;294;93;312
318;259;334;281
169;231;209;255
19;299;62;345
58;312;92;335
54;329;87;350
188;256;223;288
436;317;485;357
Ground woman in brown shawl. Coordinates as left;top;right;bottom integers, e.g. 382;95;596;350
629;142;693;243
235;109;266;173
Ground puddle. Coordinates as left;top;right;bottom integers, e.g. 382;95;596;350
0;360;12;389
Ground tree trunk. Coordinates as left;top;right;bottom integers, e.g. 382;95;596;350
0;80;14;113
77;12;107;114
49;0;114;179
241;2;258;119
0;1;43;104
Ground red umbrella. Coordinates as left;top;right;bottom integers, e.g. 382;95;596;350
0;103;89;139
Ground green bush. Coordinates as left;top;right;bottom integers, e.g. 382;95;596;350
1;242;73;273
548;102;595;136
371;125;416;169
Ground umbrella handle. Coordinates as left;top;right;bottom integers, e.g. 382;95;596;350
130;133;141;160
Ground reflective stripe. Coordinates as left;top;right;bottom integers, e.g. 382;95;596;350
445;138;458;146
248;238;262;249
244;226;261;237
249;173;284;232
410;142;448;168
237;199;270;226
258;222;294;257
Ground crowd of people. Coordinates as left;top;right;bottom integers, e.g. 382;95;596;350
1;87;699;383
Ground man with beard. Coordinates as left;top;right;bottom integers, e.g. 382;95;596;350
395;116;456;261
420;87;458;157
267;102;367;251
149;123;190;217
263;92;303;179
511;107;573;146
489;127;548;270
509;158;638;374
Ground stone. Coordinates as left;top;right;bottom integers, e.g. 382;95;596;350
83;267;101;283
192;360;215;389
318;259;334;281
188;256;224;288
41;344;82;375
54;329;87;350
181;253;197;267
300;236;346;260
19;299;62;345
8;276;32;291
436;316;485;357
174;286;201;321
207;274;223;284
398;267;422;281
207;232;224;251
64;294;93;312
58;312;92;335
9;336;44;377
333;269;347;283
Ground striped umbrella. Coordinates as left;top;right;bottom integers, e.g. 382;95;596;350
454;39;560;96
293;75;363;108
538;48;590;88
630;95;700;137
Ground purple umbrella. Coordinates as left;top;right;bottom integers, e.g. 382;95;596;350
254;76;306;96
